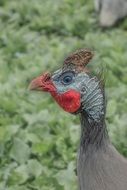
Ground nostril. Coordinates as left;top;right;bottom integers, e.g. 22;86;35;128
42;72;51;82
46;74;51;81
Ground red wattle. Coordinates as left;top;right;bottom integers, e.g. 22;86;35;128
51;90;81;113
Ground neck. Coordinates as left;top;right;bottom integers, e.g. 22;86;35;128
79;111;108;152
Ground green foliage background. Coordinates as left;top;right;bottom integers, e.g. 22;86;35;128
0;0;127;189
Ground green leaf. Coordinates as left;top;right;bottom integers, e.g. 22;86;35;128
10;138;30;164
107;99;117;118
55;162;77;190
27;159;43;177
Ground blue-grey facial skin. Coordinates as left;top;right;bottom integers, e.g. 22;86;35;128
51;69;104;122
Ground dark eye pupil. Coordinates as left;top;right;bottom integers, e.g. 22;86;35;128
63;76;72;84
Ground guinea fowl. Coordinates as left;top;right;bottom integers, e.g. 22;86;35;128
29;49;127;190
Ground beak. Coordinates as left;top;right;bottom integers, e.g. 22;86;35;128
28;72;51;91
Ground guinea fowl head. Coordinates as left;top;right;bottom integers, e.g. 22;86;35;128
29;49;105;122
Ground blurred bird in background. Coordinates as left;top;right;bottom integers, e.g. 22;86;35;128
94;0;127;27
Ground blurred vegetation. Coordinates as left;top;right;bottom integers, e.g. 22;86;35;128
0;0;127;189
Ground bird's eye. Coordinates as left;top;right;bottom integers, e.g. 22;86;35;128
63;76;72;84
61;71;74;85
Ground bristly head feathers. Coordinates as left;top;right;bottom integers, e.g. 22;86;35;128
29;49;105;122
63;49;94;72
